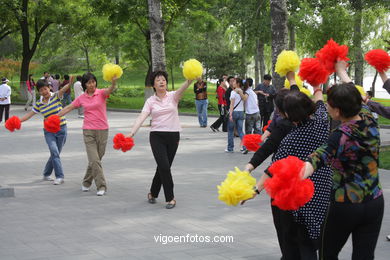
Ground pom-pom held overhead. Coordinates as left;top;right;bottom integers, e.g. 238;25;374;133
183;59;203;80
364;49;390;73
113;133;134;152
5;116;21;132
217;168;256;206
102;63;123;82
275;50;301;77
242;134;262;152
315;38;349;73
298;58;329;86
264;156;314;210
284;74;303;89
44;115;61;133
300;87;312;97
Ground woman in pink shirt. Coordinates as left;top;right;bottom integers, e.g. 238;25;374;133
127;71;194;209
59;73;117;196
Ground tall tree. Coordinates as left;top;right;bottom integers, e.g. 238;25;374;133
270;0;288;89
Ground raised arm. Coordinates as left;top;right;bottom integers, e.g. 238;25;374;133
20;111;36;122
335;60;352;83
58;76;75;98
174;79;194;101
126;111;150;138
104;76;118;96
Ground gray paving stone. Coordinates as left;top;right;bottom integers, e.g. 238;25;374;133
1;106;390;259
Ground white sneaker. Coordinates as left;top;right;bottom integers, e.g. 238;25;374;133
53;178;64;185
43;176;53;181
78;115;84;118
225;149;233;153
81;185;90;192
97;190;105;196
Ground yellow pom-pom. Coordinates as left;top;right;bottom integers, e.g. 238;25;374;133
284;75;303;89
183;59;203;80
355;85;366;97
217;167;256;206
275;50;301;77
102;63;123;82
300;87;312;97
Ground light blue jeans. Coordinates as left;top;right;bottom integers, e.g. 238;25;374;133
227;111;244;151
43;125;67;178
195;99;208;127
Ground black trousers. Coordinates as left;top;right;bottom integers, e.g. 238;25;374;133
211;104;227;132
0;104;10;122
320;195;384;260
272;205;319;260
149;131;179;202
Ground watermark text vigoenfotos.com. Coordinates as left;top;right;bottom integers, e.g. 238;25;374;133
154;234;234;245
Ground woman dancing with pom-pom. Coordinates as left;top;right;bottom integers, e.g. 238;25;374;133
302;60;384;260
126;71;195;209
58;73;117;196
20;78;73;185
243;71;333;260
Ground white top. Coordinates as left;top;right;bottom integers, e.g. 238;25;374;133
73;81;84;98
230;91;244;111
244;88;259;114
0;83;11;104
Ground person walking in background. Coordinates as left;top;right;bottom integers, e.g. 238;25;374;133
60;74;72;107
0;77;11;124
25;74;36;111
20;78;73;185
194;78;208;127
255;74;276;129
73;75;84;118
51;74;60;92
210;77;227;132
244;78;261;135
126;71;195;209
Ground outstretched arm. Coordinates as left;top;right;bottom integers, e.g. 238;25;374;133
126;111;150;138
20;111;35;122
174;79;194;101
57;104;76;117
104;76;118;96
335;60;352;83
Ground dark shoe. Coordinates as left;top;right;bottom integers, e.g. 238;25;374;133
387;234;390;241
148;193;156;204
210;126;217;132
166;200;176;209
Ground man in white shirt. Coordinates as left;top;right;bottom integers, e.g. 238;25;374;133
244;78;261;134
0;78;11;123
73;75;84;118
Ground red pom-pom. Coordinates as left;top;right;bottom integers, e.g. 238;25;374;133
315;38;350;73
262;120;272;133
298;58;330;86
5;116;21;132
242;134;262;152
113;133;134;152
364;49;390;73
44;115;61;133
264;156;314;210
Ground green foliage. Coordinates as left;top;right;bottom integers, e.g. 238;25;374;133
379;150;390;170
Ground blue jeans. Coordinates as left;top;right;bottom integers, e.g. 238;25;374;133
43;125;67;178
195;99;208;127
227;111;244;151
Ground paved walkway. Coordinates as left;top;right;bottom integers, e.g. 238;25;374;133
1;106;389;259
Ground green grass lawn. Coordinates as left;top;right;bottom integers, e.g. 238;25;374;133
380;149;390;170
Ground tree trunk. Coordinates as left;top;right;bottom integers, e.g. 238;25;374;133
259;41;265;81
288;22;295;50
270;0;288;90
115;53;120;65
82;44;91;72
170;65;175;90
352;0;363;85
20;54;32;100
148;0;166;72
254;39;260;86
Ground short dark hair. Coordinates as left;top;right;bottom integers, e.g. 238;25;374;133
284;91;316;123
366;90;373;97
227;76;235;82
36;79;50;91
274;89;290;115
327;83;362;118
63;74;70;81
235;78;243;89
76;75;82;82
55;74;60;80
264;74;272;81
151;71;168;85
81;73;97;89
246;78;253;87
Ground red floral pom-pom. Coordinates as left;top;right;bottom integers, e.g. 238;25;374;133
242;134;262;152
264;156;314;210
113;133;125;150
315;38;350;73
262;120;272;133
44;115;61;133
121;137;134;152
364;49;390;73
5;116;21;132
298;58;330;86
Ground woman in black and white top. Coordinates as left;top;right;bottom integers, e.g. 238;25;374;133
226;78;247;153
243;72;333;260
